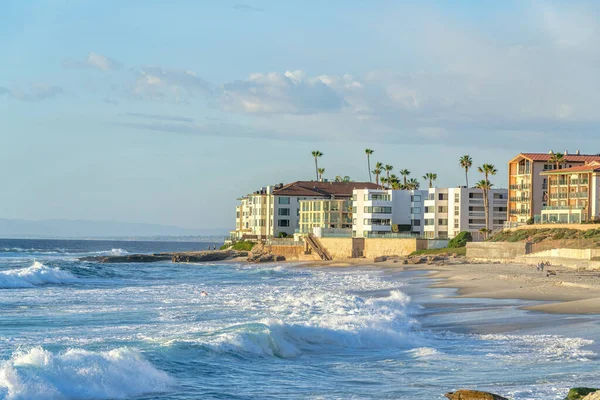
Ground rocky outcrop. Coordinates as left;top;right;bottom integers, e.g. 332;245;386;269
565;388;599;400
80;254;172;263
444;390;508;400
172;250;247;263
583;391;600;400
81;250;248;264
247;252;286;263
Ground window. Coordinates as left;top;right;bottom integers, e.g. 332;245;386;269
412;219;421;226
353;218;357;225
424;219;435;226
493;193;506;199
424;206;434;213
454;222;459;229
278;208;290;216
278;197;290;205
352;194;357;201
352;206;357;213
411;195;421;202
364;218;391;226
411;207;421;214
438;219;448;226
455;193;460;200
297;209;300;217
277;219;290;227
428;193;435;200
439;193;448;200
364;206;392;214
438;206;448;213
370;194;390;201
236;212;240;218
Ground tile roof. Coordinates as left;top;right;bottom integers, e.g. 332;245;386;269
273;181;382;198
541;162;600;175
518;153;600;163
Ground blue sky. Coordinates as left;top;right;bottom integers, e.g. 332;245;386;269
1;0;599;229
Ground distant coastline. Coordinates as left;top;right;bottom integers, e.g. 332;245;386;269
0;235;226;243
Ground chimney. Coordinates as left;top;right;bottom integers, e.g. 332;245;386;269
548;150;554;154
576;150;581;155
564;150;568;155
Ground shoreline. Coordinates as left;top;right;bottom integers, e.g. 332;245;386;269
293;257;600;315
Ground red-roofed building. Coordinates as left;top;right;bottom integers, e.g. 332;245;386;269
539;161;600;223
507;151;600;223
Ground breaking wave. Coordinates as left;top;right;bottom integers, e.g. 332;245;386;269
0;261;78;288
0;347;173;400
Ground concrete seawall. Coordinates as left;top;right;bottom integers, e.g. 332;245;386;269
466;242;530;261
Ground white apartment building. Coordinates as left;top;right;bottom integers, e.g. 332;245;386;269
352;187;508;239
232;181;381;239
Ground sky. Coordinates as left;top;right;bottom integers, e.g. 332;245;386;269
1;0;599;230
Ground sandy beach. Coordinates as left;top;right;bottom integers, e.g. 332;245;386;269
298;258;600;315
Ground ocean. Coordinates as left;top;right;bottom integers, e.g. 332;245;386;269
0;238;598;400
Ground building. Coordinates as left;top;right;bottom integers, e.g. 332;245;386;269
540;161;600;224
298;199;353;234
231;181;381;239
351;187;508;239
508;152;600;223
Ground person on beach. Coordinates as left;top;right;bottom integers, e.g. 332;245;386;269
201;291;208;297
213;244;216;250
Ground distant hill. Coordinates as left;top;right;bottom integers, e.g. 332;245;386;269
0;218;228;239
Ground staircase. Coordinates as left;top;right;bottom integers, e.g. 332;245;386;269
305;234;333;261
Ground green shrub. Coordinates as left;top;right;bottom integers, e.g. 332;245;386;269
583;229;598;239
448;231;473;248
230;241;256;251
277;232;288;238
219;244;230;250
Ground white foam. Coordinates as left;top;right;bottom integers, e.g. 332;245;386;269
0;261;78;288
0;347;173;400
407;347;442;358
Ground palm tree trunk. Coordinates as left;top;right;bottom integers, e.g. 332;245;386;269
367;156;372;182
376;173;379;186
314;158;319;181
465;169;469;188
484;189;489;239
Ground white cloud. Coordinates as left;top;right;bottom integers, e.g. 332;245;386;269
131;67;211;103
0;84;63;102
63;52;122;71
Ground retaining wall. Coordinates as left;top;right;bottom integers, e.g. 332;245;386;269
515;223;600;231
466;242;530;260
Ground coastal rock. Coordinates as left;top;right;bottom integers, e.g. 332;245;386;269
172;250;247;263
565;388;599;400
444;390;508;400
374;256;387;263
80;254;172;263
275;255;286;262
407;257;426;265
583;392;600;400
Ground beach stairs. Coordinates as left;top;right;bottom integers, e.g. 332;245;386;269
305;234;333;261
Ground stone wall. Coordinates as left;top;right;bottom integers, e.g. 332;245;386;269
267;244;319;261
363;238;423;258
466;242;530;260
319;238;354;259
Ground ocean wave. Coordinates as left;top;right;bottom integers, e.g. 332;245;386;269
0;347;173;400
202;290;420;358
0;261;78;288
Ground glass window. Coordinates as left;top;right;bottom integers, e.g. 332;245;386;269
439;193;448;200
278;208;290;216
412;219;421;226
438;206;448;213
411;207;421;214
277;219;290;227
411;195;421;202
278;197;290;205
438;219;448;226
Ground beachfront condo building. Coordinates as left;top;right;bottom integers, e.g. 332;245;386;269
507;152;600;224
298;199;353;234
351;187;508;240
231;181;381;239
540;161;600;224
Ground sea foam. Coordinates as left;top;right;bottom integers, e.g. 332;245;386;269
0;261;78;288
0;346;173;400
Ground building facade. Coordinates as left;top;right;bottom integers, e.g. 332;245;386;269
540;162;600;223
507;152;600;224
298;199;353;234
351;187;508;239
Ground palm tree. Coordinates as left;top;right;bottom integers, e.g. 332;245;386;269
423;172;437;188
549;151;565;170
399;169;411;186
478;163;497;183
384;165;393;183
459;155;473;188
311;150;323;181
406;178;420;190
475;179;494;239
373;163;383;186
389;174;400;190
318;168;325;182
380;176;389;189
365;149;374;182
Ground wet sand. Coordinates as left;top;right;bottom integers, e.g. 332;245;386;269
296;258;600;314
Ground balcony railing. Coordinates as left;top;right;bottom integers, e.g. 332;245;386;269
510;184;532;190
569;179;589;186
548;192;588;199
517;168;531;175
510;197;530;202
509;209;531;216
542;206;586;211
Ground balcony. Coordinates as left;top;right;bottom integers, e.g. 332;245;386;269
509;209;531;216
509;184;531;191
510;197;530;202
542;205;586;211
517;168;531;175
570;179;589;186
